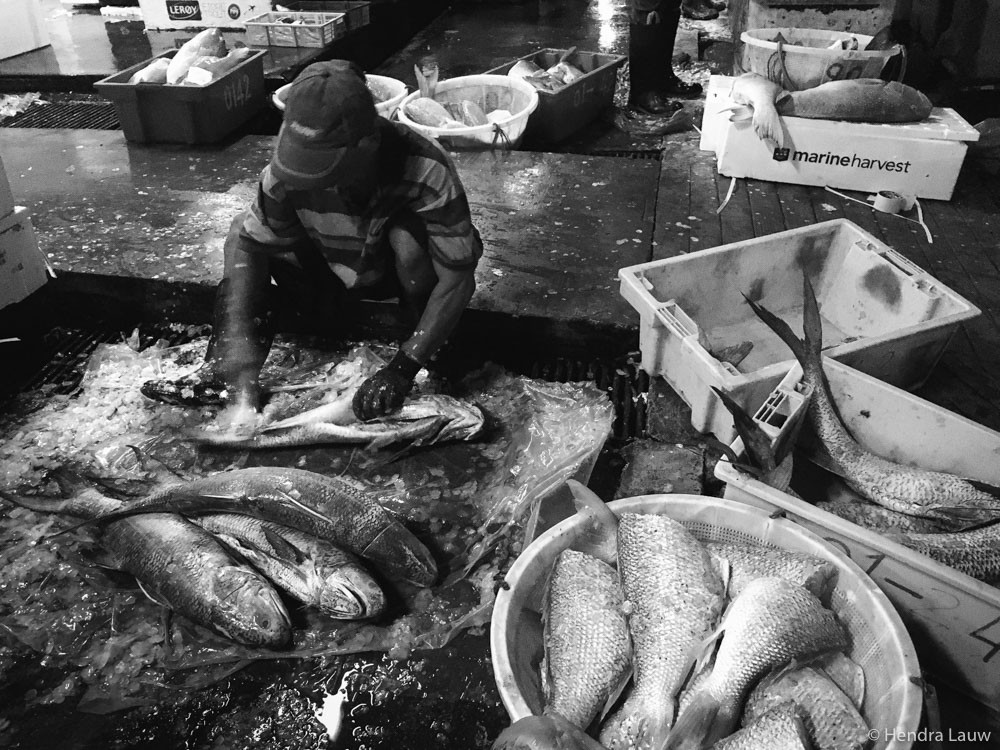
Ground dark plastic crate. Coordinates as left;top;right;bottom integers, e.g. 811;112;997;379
485;49;626;144
93;49;267;145
285;1;371;30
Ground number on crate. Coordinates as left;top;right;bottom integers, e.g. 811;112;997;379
224;75;252;110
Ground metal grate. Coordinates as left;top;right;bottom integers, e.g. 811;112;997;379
1;102;120;130
589;149;663;160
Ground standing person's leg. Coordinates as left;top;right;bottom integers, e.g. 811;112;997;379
655;0;705;97
629;0;686;116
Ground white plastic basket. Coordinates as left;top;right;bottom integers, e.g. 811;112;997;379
490;494;922;750
716;357;1000;711
396;74;539;150
271;74;407;120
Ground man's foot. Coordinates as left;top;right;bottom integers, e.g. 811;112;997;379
628;90;684;116
660;73;703;98
141;370;230;407
682;0;720;20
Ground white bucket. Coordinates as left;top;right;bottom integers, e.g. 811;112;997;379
740;27;903;90
396;74;539;150
490;494;923;750
271;74;408;120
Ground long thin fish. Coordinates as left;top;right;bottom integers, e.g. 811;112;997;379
746;275;1000;524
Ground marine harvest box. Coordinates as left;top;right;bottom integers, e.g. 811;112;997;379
617;219;980;443
699;74;980;200
0;207;48;311
137;0;270;30
715;357;1000;712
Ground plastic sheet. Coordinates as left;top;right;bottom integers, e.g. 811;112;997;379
0;339;613;713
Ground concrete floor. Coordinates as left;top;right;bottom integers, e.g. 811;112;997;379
2;1;1000;748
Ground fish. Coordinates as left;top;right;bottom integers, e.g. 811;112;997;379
508;59;563;92
404;97;465;128
711;702;811;750
166;28;227;85
547;61;585;85
600;513;726;750
887;523;1000;583
809;652;865;710
52;467;438;586
728;73;933;148
815;498;960;535
128;57;170;85
492;713;608;750
705;541;837;603
1;488;292;648
665;576;848;750
746;274;1000;525
190;394;485;451
194;514;386;620
742;666;869;750
495;549;631;749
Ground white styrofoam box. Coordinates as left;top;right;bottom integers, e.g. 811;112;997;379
137;0;271;29
618;219;980;442
0;154;14;221
715;357;1000;711
700;74;980;201
0;207;48;310
0;0;50;61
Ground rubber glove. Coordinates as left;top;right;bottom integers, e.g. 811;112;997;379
352;351;422;421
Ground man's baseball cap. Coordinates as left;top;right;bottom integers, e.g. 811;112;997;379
271;60;378;189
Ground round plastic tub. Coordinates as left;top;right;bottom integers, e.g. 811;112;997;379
740;27;902;90
271;74;408;119
490;494;922;750
396;74;539;150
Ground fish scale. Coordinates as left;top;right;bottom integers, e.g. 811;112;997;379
666;577;847;750
713;702;811;750
543;549;632;730
600;513;726;750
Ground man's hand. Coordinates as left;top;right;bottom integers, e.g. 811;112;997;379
352;351;421;421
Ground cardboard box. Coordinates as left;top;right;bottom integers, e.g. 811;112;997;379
0;155;14;223
137;0;271;30
716;358;1000;711
0;0;51;61
0;207;48;310
700;74;980;201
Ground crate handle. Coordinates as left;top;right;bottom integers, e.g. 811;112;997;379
873;243;923;278
653;300;699;341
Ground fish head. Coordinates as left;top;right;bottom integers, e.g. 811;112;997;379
318;568;387;620
212;565;292;648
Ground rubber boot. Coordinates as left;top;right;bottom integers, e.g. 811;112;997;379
657;3;704;97
628;20;684;116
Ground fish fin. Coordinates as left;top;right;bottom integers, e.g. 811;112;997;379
751;105;785;149
664;690;722;750
801;275;825;357
692;624;724;676
273;488;339;528
743;293;808;364
135;578;170;609
964;478;1000;499
262;525;308;564
926;505;1000;525
710;554;731;601
725;104;754;122
566;479;619;565
0;490;75;515
598;669;634;725
711;386;778;473
491;714;607;750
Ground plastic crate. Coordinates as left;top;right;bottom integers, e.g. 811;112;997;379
491;494;922;750
617;219;980;443
94;49;267;145
244;11;346;47
0;207;48;310
485;48;626;144
715;357;1000;711
285;1;370;30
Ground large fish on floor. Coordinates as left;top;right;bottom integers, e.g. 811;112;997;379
665;576;847;750
51;467;438;586
746;275;1000;525
600;513;727;750
190;394;485;451
728;72;933;148
194;514;386;620
492;549;631;750
1;487;292;648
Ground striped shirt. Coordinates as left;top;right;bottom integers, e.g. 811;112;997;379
240;120;482;289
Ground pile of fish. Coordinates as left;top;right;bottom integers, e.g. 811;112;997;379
2;465;438;649
727;72;933;148
128;29;253;86
493;483;869;750
507;56;586;93
718;275;1000;585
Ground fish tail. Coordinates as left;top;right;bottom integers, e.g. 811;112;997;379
663;690;722;750
801;275;824;363
600;700;674;750
711;386;778;474
743;293;808;364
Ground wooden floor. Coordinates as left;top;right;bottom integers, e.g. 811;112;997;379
652;134;1000;435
